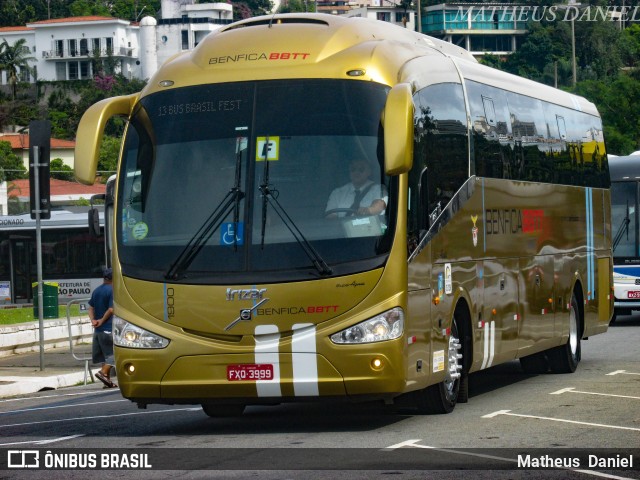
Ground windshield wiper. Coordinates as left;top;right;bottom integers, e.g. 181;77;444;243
613;202;631;253
165;143;246;280
258;155;332;276
164;188;244;280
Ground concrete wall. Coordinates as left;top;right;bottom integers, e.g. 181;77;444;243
0;317;92;357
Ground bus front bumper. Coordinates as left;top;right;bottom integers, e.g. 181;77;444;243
115;351;407;405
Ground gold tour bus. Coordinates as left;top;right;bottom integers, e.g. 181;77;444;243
74;13;612;416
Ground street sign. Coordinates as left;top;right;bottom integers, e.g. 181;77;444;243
29;120;51;220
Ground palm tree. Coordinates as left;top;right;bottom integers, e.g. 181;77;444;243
0;38;36;100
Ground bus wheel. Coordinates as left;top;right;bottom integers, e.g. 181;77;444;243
201;404;246;417
415;317;463;414
548;293;581;373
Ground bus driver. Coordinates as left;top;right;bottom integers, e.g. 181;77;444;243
325;159;388;219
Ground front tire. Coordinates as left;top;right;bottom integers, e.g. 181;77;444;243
415;317;463;414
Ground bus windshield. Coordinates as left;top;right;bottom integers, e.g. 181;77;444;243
117;79;394;282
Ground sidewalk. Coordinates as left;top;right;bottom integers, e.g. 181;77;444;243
0;313;104;398
0;343;103;398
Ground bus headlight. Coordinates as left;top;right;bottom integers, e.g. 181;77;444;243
330;307;404;344
113;316;170;349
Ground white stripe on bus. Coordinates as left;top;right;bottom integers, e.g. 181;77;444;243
481;321;496;370
292;323;319;396
488;320;495;368
481;322;489;370
255;325;282;397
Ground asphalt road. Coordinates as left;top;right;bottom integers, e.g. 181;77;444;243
1;315;639;480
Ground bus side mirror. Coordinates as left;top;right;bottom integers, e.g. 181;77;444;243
75;93;138;185
88;207;101;237
383;83;414;175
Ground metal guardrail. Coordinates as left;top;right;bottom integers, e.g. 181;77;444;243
66;298;94;385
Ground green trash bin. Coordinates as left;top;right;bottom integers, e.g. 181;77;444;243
32;282;59;319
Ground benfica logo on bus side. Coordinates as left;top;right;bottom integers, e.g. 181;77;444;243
471;215;479;247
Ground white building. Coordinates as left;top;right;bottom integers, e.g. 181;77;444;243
0;0;234;85
343;1;416;31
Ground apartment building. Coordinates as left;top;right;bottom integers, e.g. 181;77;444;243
423;3;530;56
0;0;233;85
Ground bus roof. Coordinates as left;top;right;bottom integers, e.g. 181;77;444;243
608;155;640;182
141;13;477;96
139;13;597;118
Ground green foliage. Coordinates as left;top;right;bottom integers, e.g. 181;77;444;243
0;141;27;181
479;54;506;70
620;24;640;69
68;0;110;16
574;75;640;154
0;0;161;25
50;158;74;181
233;0;273;19
278;0;315;13
0;304;83;325
575;19;623;80
48;110;74;139
0;38;37;100
98;135;121;178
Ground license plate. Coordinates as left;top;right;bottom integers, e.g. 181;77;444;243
628;291;640;299
227;364;273;381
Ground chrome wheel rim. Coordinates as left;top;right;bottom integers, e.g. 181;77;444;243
444;331;462;401
569;303;578;357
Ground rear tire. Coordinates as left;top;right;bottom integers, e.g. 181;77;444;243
202;404;246;417
414;316;463;414
548;293;581;374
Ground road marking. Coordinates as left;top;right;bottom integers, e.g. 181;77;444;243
607;370;640;376
550;387;640;400
386;440;636;480
0;407;201;429
482;410;640;432
0;434;85;447
0;390;106;404
0;399;128;416
385;439;425;450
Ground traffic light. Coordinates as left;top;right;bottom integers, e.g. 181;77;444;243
29;120;51;220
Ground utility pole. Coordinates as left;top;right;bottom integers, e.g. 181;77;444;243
29;120;51;371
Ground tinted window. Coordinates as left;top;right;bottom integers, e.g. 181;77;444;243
468;80;609;188
409;83;468;238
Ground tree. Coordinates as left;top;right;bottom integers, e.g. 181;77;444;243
575;75;640;154
574;18;623;81
0;141;27;181
500;21;571;84
98;135;121;180
68;0;110;16
618;23;640;70
0;38;36;100
50;158;74;181
233;0;273;19
278;0;315;13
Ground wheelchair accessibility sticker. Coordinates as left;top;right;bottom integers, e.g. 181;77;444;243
221;222;244;245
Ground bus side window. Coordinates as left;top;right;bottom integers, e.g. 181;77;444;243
409;82;467;241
